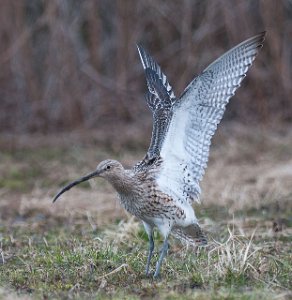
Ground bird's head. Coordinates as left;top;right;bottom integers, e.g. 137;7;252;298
95;159;124;179
53;159;124;203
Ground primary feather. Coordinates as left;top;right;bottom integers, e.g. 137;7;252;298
156;32;265;205
135;45;176;168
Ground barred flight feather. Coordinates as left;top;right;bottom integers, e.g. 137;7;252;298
157;32;265;205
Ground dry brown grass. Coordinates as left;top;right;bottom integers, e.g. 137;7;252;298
201;124;292;210
0;287;31;300
0;124;291;224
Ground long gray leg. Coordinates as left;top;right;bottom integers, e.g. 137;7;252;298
154;238;169;278
143;222;154;276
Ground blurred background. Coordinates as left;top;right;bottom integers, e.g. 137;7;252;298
0;0;291;134
0;0;291;211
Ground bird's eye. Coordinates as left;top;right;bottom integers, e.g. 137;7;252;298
106;165;111;170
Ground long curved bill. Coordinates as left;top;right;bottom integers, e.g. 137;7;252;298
52;170;100;203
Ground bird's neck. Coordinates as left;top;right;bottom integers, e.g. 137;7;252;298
106;171;137;196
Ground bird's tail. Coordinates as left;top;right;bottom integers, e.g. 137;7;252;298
172;223;207;246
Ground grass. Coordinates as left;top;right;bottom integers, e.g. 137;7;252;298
0;125;291;299
0;215;291;299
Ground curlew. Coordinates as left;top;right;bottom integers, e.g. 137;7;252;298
53;32;265;278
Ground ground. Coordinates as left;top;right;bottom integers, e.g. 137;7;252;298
0;124;291;299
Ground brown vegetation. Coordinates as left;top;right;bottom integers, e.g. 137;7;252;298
0;124;291;227
0;0;291;134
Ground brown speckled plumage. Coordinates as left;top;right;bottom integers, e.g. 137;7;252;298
53;33;265;278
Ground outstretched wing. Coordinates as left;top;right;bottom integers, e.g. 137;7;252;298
156;32;266;204
136;45;176;168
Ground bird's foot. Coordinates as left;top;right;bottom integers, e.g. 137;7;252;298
145;270;161;280
153;271;161;280
145;268;151;277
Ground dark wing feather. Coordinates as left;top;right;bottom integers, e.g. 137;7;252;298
135;45;176;169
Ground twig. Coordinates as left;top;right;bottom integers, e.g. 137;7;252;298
96;263;128;280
